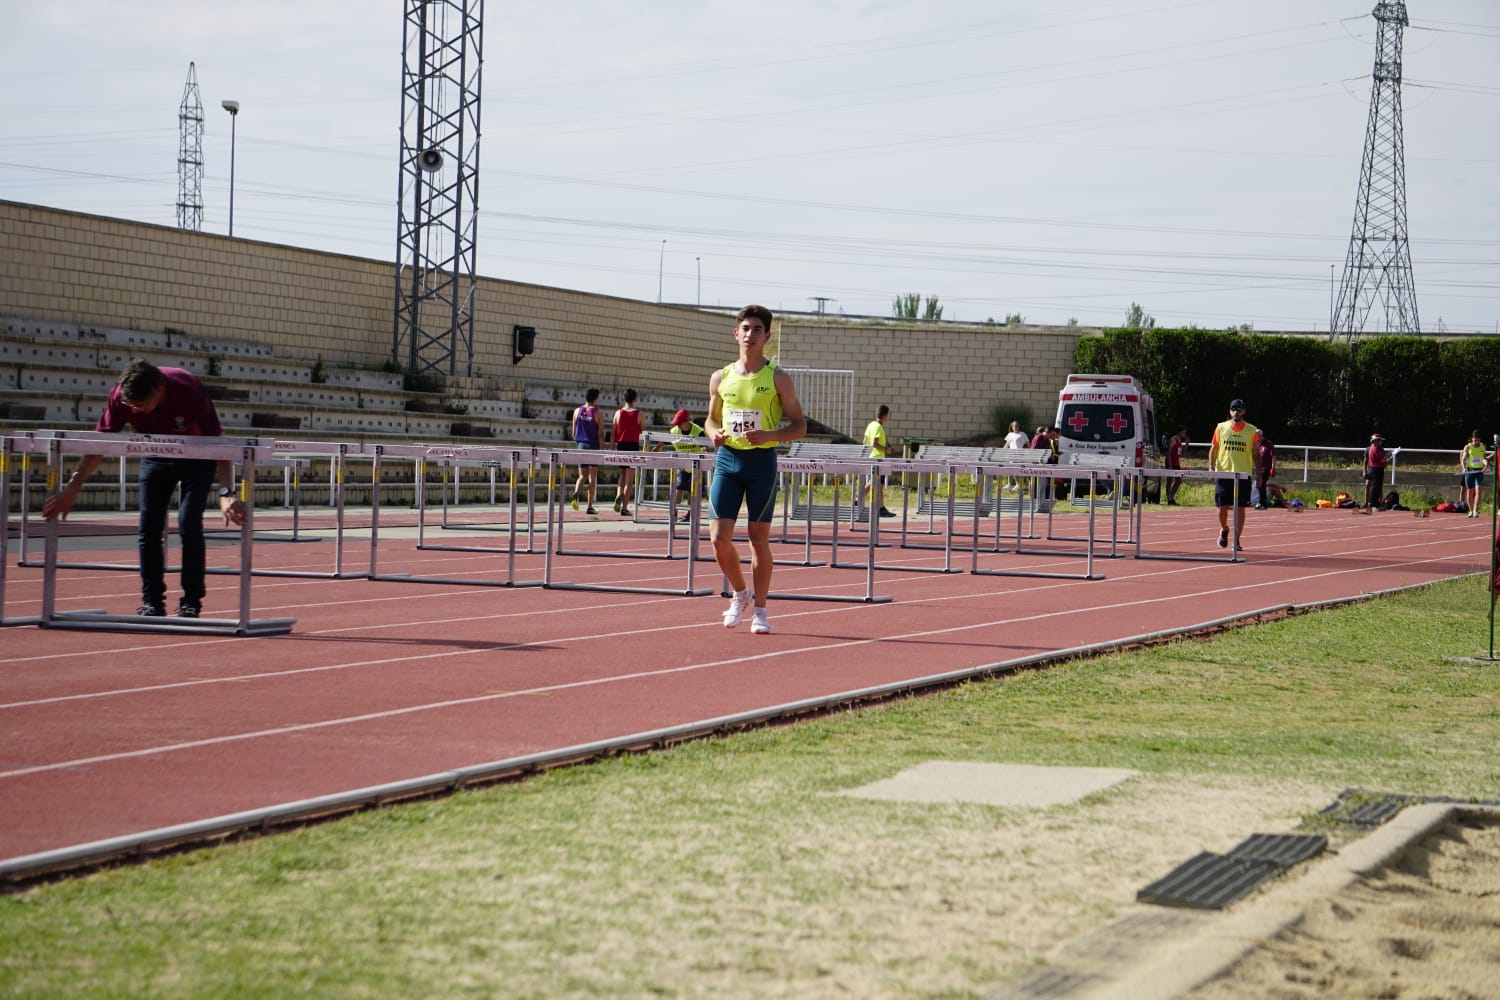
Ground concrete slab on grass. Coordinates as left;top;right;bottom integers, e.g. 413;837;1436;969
840;761;1139;808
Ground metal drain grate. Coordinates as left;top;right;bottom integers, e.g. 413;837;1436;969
1226;832;1327;866
1309;789;1500;833
1312;790;1421;830
1136;851;1284;910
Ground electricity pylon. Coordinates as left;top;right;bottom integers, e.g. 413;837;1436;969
176;62;204;232
1331;1;1419;341
392;0;486;377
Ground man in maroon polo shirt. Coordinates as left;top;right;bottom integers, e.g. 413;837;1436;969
43;359;246;618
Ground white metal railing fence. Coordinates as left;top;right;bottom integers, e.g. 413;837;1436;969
779;367;856;441
1181;443;1490;486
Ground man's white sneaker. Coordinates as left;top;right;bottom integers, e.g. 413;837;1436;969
722;592;752;628
750;611;772;635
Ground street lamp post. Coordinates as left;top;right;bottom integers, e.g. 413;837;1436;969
696;256;700;307
221;99;240;237
657;240;666;303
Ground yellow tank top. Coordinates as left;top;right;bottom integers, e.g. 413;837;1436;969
1463;442;1487;470
1212;420;1258;474
718;362;782;450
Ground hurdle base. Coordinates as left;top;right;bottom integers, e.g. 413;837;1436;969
43;611;296;636
370;573;548;588
547;583;715;597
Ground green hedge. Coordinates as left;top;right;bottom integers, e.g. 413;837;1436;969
1076;329;1500;448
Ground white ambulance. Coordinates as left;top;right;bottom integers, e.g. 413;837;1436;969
1053;373;1162;471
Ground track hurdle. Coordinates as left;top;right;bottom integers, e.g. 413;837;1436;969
759;455;893;604
12;431;363;583
1130;469;1247;563
539;448;714;596
898;448;1053;555
214;438;366;579
905;445;1004;543
366;443;546;587
1034;453;1132;556
829;457;964;575
426;452;549;555
639;430;712;521
1;435;45;626
967;463;1108;580
27;433;294;635
404;443;547;554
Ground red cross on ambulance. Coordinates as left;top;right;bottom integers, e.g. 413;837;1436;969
1105;411;1128;434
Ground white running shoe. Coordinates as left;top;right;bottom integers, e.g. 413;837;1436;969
722;592;752;628
750;611;771;635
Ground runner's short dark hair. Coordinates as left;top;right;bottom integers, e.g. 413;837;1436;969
118;359;164;404
737;304;773;329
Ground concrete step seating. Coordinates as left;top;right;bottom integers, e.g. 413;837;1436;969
0;318;715;509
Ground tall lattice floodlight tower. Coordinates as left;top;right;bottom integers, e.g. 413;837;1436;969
176;62;205;231
392;0;485;377
1331;1;1419;341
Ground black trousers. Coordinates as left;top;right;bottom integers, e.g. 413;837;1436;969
138;457;215;606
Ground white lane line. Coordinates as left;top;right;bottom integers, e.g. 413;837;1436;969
0;549;1481;780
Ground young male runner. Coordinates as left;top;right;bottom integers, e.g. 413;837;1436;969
705;305;807;635
570;388;602;514
611;387;643;516
1459;430;1491;518
863;404;895;517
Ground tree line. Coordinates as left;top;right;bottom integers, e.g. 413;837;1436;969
1076;327;1500;448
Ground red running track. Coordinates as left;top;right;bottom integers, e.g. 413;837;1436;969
0;506;1490;867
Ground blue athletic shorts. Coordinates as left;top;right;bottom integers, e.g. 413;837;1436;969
709;446;778;523
1462;471;1484;489
1213;477;1252;509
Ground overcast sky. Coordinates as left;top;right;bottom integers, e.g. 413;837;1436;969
3;1;1497;331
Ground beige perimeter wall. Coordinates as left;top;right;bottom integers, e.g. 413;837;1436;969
0;200;1090;442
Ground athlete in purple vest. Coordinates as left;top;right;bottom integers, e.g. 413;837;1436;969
570;388;603;514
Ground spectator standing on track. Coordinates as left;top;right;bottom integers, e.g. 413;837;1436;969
705;304;808;636
1207;399;1260;550
864;404;895;518
656;408;706;523
41;359;247;618
1044;425;1068;503
1253;433;1277;509
1459;430;1491;518
1360;433;1388;513
570;388;603;514
1001;419;1030;494
612;388;643;516
1165;425;1189;506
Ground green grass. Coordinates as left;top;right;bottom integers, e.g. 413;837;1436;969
3;578;1498;998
